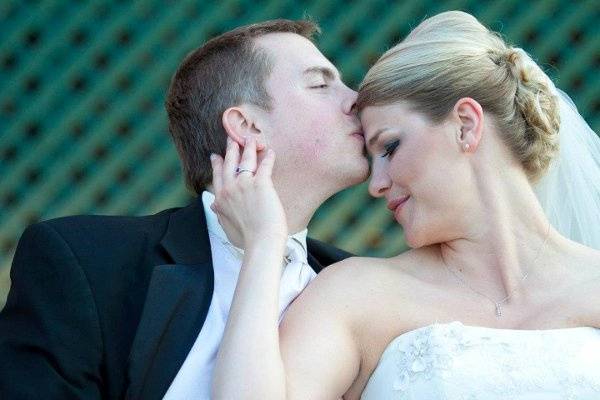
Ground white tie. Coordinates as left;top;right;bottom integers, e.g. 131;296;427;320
277;237;316;321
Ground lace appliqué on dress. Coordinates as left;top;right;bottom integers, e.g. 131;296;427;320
391;323;484;392
368;321;600;400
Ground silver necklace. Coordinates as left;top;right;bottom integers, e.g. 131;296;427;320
444;223;550;317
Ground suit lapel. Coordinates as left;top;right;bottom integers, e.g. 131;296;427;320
306;252;324;274
306;237;353;274
127;198;214;400
126;199;353;399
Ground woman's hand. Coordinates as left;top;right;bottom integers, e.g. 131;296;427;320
211;136;359;400
210;136;288;250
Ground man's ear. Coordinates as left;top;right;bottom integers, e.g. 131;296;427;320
222;106;265;149
453;97;483;153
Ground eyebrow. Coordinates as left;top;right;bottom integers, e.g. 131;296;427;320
303;66;340;81
367;128;389;146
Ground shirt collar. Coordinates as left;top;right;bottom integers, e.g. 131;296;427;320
201;191;308;255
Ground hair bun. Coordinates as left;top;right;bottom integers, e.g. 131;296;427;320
499;47;561;180
504;48;532;83
506;48;521;65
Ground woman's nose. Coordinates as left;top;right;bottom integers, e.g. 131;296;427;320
368;163;391;198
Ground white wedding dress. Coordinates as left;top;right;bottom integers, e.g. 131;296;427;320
361;321;600;399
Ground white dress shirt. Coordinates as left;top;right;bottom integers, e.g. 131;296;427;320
163;191;316;399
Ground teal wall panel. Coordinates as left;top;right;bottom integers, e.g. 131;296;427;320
1;0;599;305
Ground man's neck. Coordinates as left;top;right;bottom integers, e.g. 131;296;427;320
202;187;319;247
276;180;340;235
205;178;344;239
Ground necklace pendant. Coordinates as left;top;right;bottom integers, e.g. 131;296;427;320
495;303;502;317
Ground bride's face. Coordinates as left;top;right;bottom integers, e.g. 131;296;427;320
362;102;471;247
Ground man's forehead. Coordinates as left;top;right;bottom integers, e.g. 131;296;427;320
303;66;342;81
255;32;334;69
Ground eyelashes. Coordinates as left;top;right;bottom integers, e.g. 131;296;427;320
381;140;400;158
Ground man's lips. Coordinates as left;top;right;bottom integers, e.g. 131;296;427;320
387;195;410;213
351;131;365;142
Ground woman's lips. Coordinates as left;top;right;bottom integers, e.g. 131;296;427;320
387;195;410;218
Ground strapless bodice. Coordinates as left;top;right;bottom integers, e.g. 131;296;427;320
361;321;600;399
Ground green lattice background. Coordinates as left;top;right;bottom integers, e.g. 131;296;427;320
1;0;599;306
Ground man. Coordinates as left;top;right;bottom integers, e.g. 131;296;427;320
0;19;368;399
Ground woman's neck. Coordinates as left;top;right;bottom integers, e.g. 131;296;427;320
439;167;555;304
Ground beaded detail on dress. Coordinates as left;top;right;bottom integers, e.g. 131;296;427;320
361;321;600;400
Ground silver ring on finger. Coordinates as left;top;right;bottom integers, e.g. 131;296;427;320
235;167;256;176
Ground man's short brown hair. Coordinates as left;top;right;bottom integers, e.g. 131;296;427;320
165;19;320;194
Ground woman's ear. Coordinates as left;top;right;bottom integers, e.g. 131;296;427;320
454;97;483;153
222;106;265;150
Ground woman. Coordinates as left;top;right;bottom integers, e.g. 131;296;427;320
211;11;600;399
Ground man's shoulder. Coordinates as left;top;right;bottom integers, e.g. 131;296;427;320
16;206;186;268
42;207;180;232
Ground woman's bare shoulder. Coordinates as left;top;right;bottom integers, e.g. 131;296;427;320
319;246;440;285
300;247;440;318
550;241;600;328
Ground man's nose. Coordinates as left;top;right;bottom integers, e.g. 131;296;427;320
343;87;358;115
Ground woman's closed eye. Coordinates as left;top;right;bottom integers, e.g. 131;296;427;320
381;140;400;158
310;83;329;89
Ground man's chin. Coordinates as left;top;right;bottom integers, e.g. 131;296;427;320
356;156;371;182
338;158;370;188
354;167;370;185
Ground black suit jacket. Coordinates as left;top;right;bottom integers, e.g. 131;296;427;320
0;198;351;399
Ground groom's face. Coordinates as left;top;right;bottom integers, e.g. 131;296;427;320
255;33;369;188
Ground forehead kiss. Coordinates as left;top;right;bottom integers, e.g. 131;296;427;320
361;104;410;157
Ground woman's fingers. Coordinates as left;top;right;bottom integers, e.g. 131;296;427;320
237;136;258;178
210;140;286;248
210;154;224;194
223;137;241;186
256;149;275;180
218;135;272;190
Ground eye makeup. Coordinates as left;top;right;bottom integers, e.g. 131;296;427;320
381;139;400;158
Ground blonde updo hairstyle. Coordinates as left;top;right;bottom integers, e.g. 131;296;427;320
357;11;560;182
